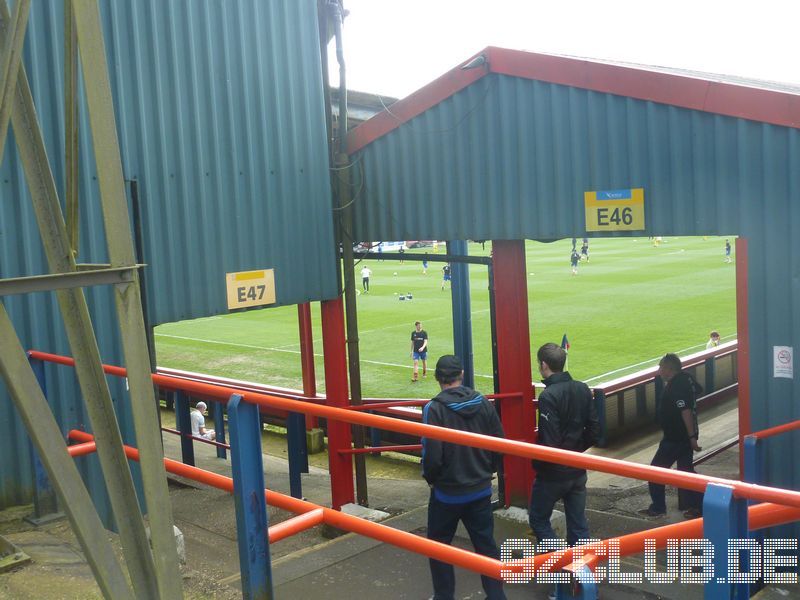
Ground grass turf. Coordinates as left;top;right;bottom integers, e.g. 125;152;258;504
154;236;735;399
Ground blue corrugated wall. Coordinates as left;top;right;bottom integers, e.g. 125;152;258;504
352;73;800;503
1;0;334;519
352;74;788;241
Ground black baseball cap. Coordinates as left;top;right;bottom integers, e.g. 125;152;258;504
435;355;463;380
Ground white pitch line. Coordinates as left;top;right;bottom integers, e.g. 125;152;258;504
155;332;493;377
156;333;304;355
272;307;492;350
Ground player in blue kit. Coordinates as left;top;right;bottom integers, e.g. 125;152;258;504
410;321;428;382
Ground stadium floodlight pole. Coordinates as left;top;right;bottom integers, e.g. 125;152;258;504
330;0;369;507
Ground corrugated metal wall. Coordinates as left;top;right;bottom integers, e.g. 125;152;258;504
20;1;337;326
352;73;800;496
105;0;338;323
352;73;763;241
1;0;334;517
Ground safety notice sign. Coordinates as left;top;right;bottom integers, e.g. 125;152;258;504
773;346;793;379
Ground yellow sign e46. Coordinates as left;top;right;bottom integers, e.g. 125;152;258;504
584;188;645;232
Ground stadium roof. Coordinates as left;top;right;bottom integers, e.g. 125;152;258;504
349;46;800;152
343;46;800;533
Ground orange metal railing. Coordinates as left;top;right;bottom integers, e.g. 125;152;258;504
33;350;800;585
29;349;800;510
750;419;800;440
67;430;506;579
67;429;800;580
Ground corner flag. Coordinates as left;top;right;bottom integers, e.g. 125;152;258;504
561;333;570;351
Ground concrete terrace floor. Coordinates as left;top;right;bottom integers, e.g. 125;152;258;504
1;397;794;599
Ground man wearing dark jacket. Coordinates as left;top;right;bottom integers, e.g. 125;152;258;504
640;353;704;519
423;355;506;600
529;343;600;547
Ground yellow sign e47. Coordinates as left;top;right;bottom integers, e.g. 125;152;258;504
584;188;645;232
226;269;276;310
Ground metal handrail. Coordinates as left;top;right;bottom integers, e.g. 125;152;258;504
67;430;800;579
594;340;737;396
749;419;800;440
29;350;800;509
692;436;739;467
160;426;230;450
339;444;422;455
67;430;505;579
347;392;525;412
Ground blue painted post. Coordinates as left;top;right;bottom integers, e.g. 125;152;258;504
213;401;226;459
705;356;716;394
593;389;607;447
555;565;598;599
286;412;307;499
578;568;598;600
635;385;647;418
175;391;195;466
228;394;272;600
703;483;749;599
25;356;62;524
742;436;760;491
654;376;664;423
369;414;382;453
447;240;474;389
742;435;765;587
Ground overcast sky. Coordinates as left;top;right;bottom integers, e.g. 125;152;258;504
331;0;800;99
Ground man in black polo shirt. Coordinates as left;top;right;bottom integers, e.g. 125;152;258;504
640;353;704;519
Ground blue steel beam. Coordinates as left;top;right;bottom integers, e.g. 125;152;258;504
175;392;195;467
25;356;61;523
228;394;273;600
287;412;307;499
213;401;226;460
703;483;750;599
447;240;474;389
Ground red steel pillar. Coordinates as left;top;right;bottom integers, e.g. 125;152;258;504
320;297;355;509
492;240;536;507
297;303;318;429
735;238;750;477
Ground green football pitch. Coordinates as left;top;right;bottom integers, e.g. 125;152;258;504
154;236;736;399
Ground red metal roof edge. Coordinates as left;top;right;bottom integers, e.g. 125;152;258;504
347;46;800;153
346;48;491;154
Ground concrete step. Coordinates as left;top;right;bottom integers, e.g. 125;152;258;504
751;585;799;599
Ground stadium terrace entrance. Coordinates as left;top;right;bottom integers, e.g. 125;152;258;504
345;47;800;518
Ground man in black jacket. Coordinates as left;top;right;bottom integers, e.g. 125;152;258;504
529;343;600;547
422;354;506;600
640;353;704;519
